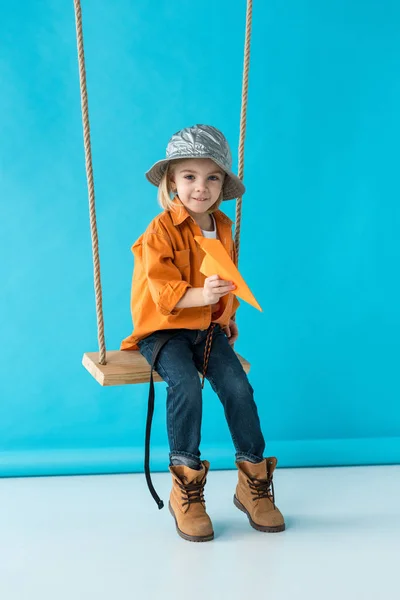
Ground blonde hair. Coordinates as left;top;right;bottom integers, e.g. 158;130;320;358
157;160;224;214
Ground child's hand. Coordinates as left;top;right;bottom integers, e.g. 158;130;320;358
224;318;239;346
203;275;236;305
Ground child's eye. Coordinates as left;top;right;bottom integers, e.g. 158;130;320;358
184;175;219;181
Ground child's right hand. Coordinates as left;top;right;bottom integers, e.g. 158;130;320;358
202;275;236;305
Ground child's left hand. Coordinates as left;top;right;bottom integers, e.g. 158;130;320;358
224;318;239;346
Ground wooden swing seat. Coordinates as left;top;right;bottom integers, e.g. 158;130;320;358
82;349;250;386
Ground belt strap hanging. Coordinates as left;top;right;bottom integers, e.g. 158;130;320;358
144;325;216;509
145;330;179;510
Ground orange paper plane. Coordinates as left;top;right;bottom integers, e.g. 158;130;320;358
194;236;262;311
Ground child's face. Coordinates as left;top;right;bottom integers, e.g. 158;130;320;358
170;158;225;215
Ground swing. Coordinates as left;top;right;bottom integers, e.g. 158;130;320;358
73;0;254;386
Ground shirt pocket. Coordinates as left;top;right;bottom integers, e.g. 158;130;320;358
173;248;191;282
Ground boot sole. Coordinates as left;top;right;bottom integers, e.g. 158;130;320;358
233;495;285;533
168;502;214;542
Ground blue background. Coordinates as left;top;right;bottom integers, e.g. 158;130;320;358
1;0;399;476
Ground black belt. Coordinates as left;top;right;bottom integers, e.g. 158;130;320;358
144;326;216;509
145;330;179;509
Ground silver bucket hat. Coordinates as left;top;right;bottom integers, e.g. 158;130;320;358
145;124;245;200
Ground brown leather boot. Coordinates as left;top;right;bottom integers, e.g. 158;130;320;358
169;460;214;542
234;457;285;532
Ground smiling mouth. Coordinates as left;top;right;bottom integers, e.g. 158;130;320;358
192;198;210;201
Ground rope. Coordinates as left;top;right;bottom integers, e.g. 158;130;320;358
73;0;106;365
234;0;253;267
74;0;253;363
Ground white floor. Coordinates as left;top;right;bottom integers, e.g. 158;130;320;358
0;464;399;600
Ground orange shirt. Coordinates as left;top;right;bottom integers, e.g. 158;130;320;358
120;198;240;351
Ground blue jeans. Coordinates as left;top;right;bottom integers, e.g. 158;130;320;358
137;324;266;469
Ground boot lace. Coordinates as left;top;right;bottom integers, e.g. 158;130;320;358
176;478;207;508
247;476;275;508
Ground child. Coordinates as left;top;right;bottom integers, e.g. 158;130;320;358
121;124;285;541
